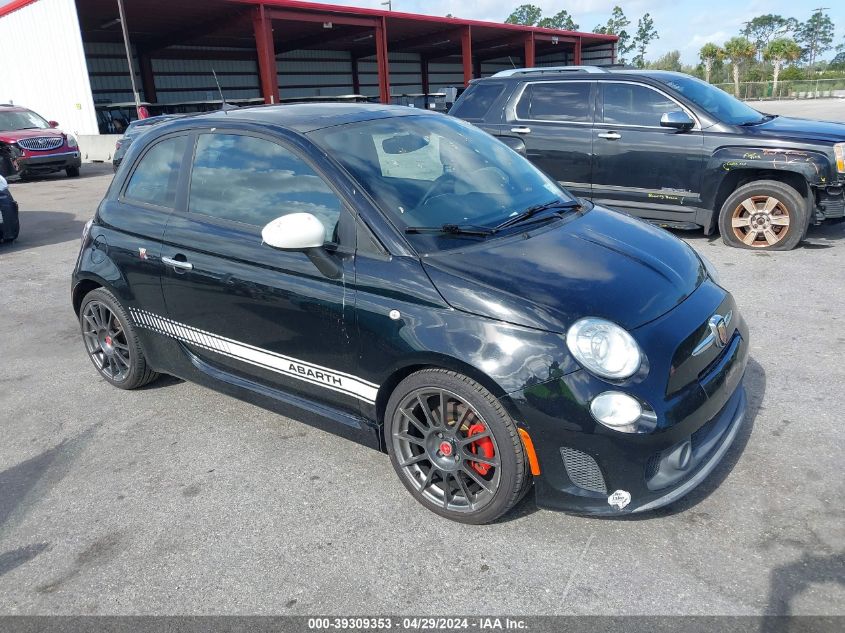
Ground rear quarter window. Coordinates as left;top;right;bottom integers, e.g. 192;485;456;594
450;83;505;120
123;135;187;208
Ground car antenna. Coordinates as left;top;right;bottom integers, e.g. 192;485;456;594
212;68;228;114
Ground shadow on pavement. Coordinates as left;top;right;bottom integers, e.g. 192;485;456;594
1;210;86;251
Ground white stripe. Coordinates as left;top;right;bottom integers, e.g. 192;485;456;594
130;308;378;403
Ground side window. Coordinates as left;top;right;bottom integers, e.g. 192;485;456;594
451;83;505;120
188;133;343;241
124;136;186;208
602;83;678;127
516;82;592;122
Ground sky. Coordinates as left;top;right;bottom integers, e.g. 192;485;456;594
2;0;844;65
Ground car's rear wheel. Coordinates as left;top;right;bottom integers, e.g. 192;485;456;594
79;288;158;390
385;369;529;524
718;180;806;250
66;166;80;178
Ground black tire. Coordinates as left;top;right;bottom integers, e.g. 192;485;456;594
385;368;529;524
718;180;806;250
79;288;159;390
66;166;80;178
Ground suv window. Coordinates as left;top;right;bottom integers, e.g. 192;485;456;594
450;83;505;119
602;83;678;127
516;82;592;122
124;135;187;208
188;133;343;240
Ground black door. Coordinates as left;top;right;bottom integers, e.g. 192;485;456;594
159;130;371;416
502;80;594;200
102;133;189;314
592;81;706;225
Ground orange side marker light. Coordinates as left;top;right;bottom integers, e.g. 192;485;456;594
517;428;541;476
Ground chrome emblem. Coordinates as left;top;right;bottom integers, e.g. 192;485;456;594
692;311;732;356
709;312;731;348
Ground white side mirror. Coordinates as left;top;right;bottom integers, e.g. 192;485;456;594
262;213;325;250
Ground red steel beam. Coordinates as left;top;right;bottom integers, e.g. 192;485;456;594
461;25;472;86
524;32;535;67
265;7;378;28
253;5;280;104
375;16;391;104
574;36;582;65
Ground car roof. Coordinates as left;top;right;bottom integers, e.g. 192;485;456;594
0;105;29;112
171;102;429;133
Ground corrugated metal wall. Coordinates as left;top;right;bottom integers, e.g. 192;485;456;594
0;0;99;135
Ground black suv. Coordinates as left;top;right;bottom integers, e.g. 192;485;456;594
451;67;845;250
72;104;749;523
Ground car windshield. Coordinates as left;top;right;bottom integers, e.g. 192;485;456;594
0;110;51;131
309;114;575;248
659;74;765;125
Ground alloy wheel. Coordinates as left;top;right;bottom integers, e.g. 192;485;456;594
81;300;131;382
392;387;501;513
731;195;791;248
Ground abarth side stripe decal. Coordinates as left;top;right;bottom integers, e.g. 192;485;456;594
128;307;378;404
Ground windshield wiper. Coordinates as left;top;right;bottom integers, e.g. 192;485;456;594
493;199;581;232
404;223;495;237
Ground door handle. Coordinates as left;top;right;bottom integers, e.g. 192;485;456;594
598;131;622;140
510;126;532;134
162;255;193;271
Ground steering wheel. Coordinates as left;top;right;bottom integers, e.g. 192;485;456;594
418;173;458;208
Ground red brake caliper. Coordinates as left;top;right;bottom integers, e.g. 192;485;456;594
467;423;495;476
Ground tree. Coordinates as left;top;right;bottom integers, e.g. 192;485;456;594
796;9;835;71
505;4;542;26
538;10;579;31
723;36;756;96
742;15;798;60
631;13;658;68
763;38;802;97
593;6;633;62
648;50;682;72
699;43;723;83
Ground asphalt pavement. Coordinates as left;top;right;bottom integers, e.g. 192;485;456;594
0;140;843;615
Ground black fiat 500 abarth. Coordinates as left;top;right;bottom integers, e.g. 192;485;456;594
72;104;749;523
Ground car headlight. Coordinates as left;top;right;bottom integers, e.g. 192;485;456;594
590;391;658;433
835;143;845;173
66;134;78;149
698;252;720;284
0;175;7;192
565;317;642;380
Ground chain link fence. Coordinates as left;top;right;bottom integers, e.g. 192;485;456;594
712;78;845;100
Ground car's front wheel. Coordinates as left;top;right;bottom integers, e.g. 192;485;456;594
718;180;806;250
79;288;159;390
385;369;529;524
66;166;80;178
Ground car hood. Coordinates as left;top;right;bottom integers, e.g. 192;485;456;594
0;128;65;143
422;206;706;333
745;115;845;143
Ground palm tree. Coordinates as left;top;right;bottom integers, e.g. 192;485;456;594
723;36;757;97
699;42;723;83
764;38;802;97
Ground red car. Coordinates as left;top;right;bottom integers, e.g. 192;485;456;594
0;104;82;179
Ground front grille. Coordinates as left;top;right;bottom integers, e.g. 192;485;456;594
560;447;607;494
17;137;63;151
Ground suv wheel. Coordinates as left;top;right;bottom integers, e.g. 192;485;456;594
718;180;806;250
385;369;529;524
66;167;80;178
79;288;159;390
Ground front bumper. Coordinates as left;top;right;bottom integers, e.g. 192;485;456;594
19;150;81;174
0;189;20;241
509;280;750;516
